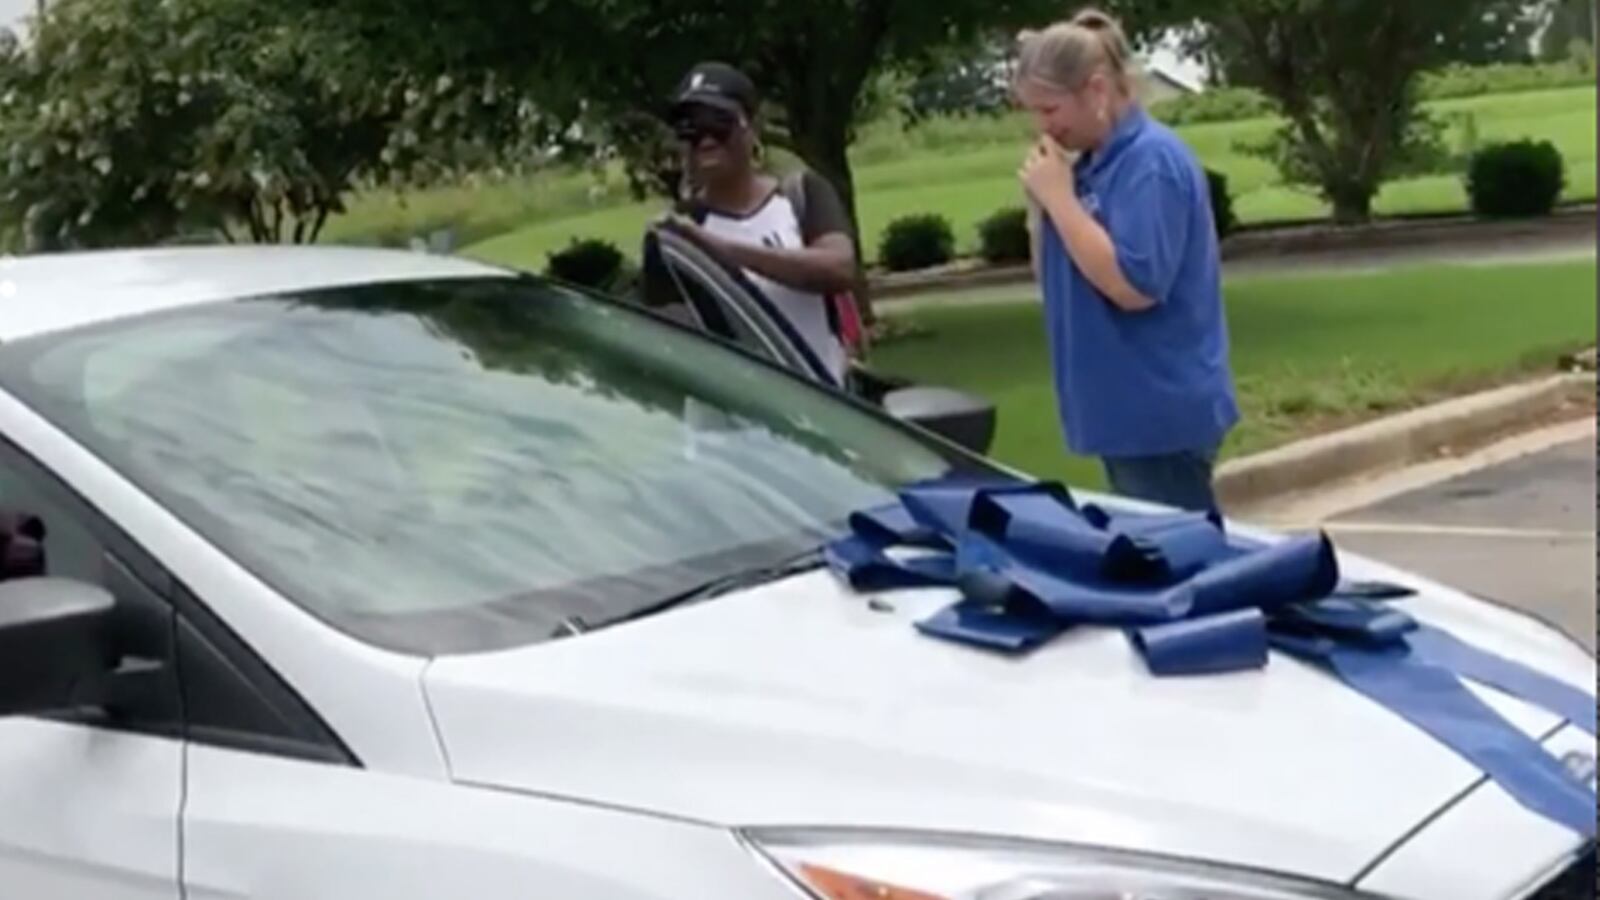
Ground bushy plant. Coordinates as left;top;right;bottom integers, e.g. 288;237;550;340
976;207;1031;264
1465;140;1566;218
1418;61;1594;100
1149;87;1275;126
546;237;627;289
1204;168;1239;239
879;214;956;272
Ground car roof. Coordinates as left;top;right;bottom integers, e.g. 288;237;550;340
0;244;516;342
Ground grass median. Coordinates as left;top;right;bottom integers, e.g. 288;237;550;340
433;86;1595;272
868;257;1597;490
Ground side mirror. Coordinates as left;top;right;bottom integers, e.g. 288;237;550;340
882;385;998;456
0;577;117;717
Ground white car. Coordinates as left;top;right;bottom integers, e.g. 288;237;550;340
0;246;1591;900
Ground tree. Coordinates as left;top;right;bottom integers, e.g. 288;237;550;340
1436;1;1543;65
900;36;1019;124
0;0;541;251
1148;0;1543;223
1540;0;1597;61
306;0;1096;318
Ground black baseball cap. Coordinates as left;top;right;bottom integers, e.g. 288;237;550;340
669;62;758;120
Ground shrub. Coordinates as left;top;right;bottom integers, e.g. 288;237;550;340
977;207;1031;264
545;237;627;290
1418;61;1594;101
879;213;956;272
1149;87;1274;126
1465;140;1566;218
1570;39;1595;76
1144;64;1589;130
1204;168;1238;239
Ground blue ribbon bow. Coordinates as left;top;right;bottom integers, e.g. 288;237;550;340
825;478;1598;837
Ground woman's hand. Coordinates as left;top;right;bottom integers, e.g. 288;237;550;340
1019;137;1075;212
658;212;737;260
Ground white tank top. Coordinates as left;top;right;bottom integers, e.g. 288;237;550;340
698;193;848;384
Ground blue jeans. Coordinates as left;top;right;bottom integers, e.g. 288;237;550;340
1102;445;1220;513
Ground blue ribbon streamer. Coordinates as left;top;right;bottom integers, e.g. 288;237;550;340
1271;635;1597;837
1405;625;1598;737
825;479;1599;837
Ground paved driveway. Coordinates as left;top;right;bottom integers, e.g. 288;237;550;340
1326;437;1595;651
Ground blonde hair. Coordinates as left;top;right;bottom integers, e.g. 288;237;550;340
1015;8;1136;97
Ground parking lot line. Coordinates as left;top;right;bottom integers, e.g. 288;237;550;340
1324;522;1591;540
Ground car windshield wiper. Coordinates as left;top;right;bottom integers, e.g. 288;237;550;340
549;547;828;639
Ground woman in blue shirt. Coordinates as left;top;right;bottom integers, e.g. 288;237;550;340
1014;8;1239;513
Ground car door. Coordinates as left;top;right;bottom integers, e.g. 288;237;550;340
639;228;835;384
0;437;183;899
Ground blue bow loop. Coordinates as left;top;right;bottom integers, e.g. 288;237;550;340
1133;609;1269;676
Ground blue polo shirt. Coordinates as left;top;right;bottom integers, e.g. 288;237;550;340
1039;106;1239;459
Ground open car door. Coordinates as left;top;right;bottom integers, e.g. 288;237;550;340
638;225;998;456
640;227;836;384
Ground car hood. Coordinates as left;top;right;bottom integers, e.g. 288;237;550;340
423;528;1595;885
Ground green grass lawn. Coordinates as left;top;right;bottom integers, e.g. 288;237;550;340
867;257;1597;490
447;86;1596;273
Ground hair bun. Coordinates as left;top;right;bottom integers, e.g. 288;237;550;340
1070;8;1118;32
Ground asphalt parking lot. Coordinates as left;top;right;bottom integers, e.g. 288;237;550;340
1325;434;1596;651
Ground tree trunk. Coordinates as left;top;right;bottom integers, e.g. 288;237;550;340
768;1;894;329
1327;182;1374;225
309;205;331;243
788;120;875;325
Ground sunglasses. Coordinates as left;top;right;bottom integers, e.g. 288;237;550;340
672;109;741;145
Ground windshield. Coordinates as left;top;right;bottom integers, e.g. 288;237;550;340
0;277;974;655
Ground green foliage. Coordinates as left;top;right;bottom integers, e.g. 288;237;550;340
1432;0;1543;64
1149;88;1275;126
879;214;956;272
545;238;627;290
901;37;1016;124
303;0;1075;258
1152;62;1594;128
1204;169;1237;239
1540;0;1597;61
1466;140;1567;218
324;169;629;249
1152;0;1555;223
1569;39;1596;74
976;207;1031;264
1420;61;1597;100
459;85;1597;269
0;0;544;252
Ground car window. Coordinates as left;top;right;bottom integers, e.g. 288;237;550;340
0;440;186;734
643;234;793;365
0;449;107;587
0;277;976;655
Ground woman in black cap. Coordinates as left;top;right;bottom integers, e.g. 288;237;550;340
662;61;860;385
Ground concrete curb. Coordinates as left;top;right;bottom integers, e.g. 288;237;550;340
1215;373;1596;513
869;205;1597;301
1217;204;1596;259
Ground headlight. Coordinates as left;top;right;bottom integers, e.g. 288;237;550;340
743;829;1380;900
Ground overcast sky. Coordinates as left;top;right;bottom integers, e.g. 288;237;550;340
0;0;30;35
